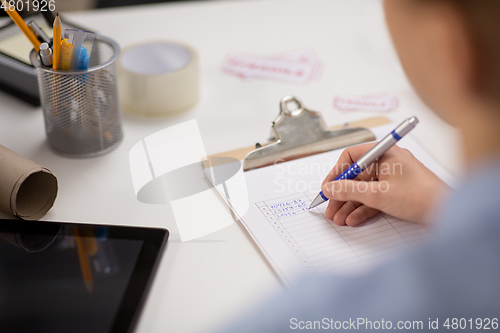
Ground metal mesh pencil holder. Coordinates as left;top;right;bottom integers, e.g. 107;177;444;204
30;35;123;157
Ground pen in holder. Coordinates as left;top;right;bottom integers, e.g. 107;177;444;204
30;35;123;158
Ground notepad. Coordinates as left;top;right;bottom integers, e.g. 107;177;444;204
0;22;53;65
208;124;455;285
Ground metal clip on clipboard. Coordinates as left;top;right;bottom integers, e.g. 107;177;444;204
243;96;376;171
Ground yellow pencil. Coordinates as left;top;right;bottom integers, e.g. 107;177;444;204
1;0;40;52
80;228;99;256
52;14;61;70
60;38;72;70
74;227;94;293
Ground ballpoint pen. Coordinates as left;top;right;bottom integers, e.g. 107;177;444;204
27;20;51;44
308;116;419;210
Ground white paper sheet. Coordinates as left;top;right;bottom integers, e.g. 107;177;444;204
208;124;455;285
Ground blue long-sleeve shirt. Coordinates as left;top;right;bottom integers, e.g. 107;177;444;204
216;158;500;332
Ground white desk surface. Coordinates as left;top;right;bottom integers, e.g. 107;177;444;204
0;0;462;332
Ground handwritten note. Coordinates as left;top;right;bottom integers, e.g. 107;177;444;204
269;198;308;219
257;192;429;276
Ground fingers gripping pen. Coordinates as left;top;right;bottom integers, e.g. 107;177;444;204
308;117;419;210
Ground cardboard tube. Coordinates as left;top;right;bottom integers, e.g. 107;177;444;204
0;145;58;220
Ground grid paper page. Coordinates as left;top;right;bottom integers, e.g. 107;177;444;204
256;191;428;276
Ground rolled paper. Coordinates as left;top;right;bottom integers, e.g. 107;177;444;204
0;145;58;220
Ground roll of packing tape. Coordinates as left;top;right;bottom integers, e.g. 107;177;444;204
117;41;199;117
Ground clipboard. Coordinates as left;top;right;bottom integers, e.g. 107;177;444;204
206;96;390;170
202;100;454;283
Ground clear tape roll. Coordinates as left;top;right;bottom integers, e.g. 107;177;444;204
117;41;200;117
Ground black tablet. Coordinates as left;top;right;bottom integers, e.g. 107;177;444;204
0;219;168;333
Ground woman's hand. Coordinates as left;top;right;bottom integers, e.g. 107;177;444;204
321;143;449;226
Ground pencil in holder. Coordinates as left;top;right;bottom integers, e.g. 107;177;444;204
30;35;123;158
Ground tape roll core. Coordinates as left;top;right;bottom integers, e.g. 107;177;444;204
118;41;199;117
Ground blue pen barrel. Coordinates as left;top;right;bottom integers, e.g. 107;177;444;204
313;163;364;207
334;162;364;181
